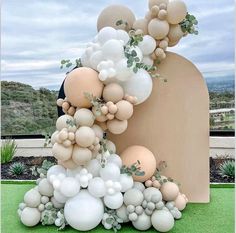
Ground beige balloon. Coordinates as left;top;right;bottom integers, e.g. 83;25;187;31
75;126;96;148
58;158;78;169
107;119;128;134
148;19;169;40
168;24;184;42
133;18;149;35
120;145;157;182
52;143;73;161
72;145;92;165
168;39;180;47
102;83;124;103
149;0;169;10
64;67;104;108
97;5;136;32
115;100;134;120
167;0;187;24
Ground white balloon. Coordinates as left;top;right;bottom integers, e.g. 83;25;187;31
51;197;64;209
133;182;145;192
138;35;156;55
47;165;66;182
121;69;153;105
120;173;134;192
107;154;122;168
66;166;82;177
81;52;91;67
90;51;103;70
88;177;106;198
24;189;41;208
115;59;133;81
102;39;124;61
100;163;121;181
54;190;68;203
38;178;54;197
92;124;104;140
20;207;41;227
142;56;154;66
116;29;130;45
60;177;80;198
64;190;104;231
97;27;117;44
151;210;175;232
86;159;102;177
104;192;123;209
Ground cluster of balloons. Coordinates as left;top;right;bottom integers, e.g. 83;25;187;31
18;145;188;232
18;0;195;231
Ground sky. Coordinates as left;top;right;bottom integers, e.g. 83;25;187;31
1;0;235;90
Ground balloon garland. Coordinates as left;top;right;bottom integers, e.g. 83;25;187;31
18;0;197;232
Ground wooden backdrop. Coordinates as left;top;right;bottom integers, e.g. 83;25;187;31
108;52;209;203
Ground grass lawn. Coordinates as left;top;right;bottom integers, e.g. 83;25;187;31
1;182;235;233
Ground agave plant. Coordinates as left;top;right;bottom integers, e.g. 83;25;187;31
8;162;26;177
219;160;235;179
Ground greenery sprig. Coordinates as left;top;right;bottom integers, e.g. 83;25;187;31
116;19;129;30
154;161;180;186
121;160;145;176
60;58;82;70
84;92;105;116
103;208;123;233
31;160;55;177
66;119;76;127
179;13;198;35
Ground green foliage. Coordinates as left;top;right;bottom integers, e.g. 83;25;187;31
1;139;17;164
31;160;55;177
219;160;235;178
116;19;128;29
180;13;198;35
8;162;26;177
1;81;58;136
104;208;123;232
60;58;82;70
120;160;145;176
41;202;58;225
84;92;104;116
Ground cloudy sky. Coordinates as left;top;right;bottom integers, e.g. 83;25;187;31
1;0;234;90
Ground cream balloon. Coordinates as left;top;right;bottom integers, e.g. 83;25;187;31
133;18;148;34
121;69;153;105
56;115;75;131
107;119;128;134
149;0;169;10
72;145;92;165
97;5;135;31
168;24;184;43
75;126;96;147
167;0;187;24
148;19;169;40
74;108;95;127
52;143;73;161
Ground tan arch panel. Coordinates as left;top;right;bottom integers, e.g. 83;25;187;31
108;52;209;203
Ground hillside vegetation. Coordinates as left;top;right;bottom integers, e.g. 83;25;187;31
1;81;58;136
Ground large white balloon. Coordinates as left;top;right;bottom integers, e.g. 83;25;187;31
121;69;153;104
138;35;156;55
59;177;80;198
104;192;123;209
102;39;124;61
88;177;106;198
64;190;104;231
120;173;134;192
107;154;122;168
47;165;66;182
86;159;102;177
20;207;41;227
115;59;133;81
97;27;117;44
116;29;130;45
151;210;175;232
90;51;103;70
100;163;121;181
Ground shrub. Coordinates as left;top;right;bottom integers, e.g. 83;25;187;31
8;162;26;177
219;160;235;178
30;159;55;177
1;139;17;164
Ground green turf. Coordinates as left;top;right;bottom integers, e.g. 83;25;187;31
1;183;235;233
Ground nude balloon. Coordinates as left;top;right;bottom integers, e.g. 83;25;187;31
133;18;148;34
64;67;104;108
107;119;128;135
168;24;184;43
120;145;156;182
148;19;169;40
97;5;135;32
167;0;187;24
149;0;169;10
